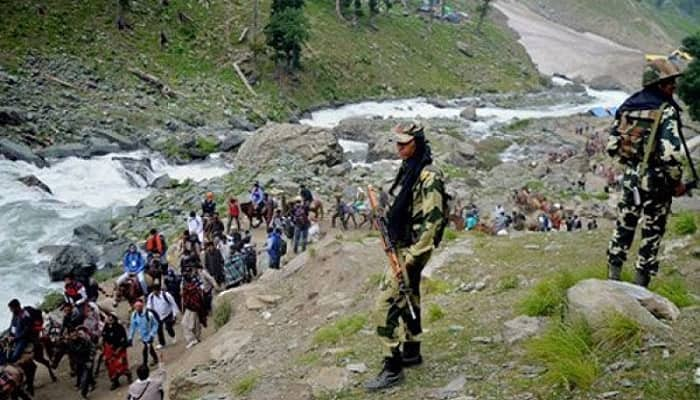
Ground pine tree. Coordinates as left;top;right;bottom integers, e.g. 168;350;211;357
265;0;309;71
678;32;700;120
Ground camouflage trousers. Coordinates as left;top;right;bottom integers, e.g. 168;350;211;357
607;179;672;276
373;249;431;356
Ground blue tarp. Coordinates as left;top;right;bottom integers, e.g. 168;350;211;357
588;107;616;117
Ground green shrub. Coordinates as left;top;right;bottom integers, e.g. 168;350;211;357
423;278;452;296
443;228;458;242
214;300;232;330
497;275;520;291
232;373;258;396
526;320;600;390
427;303;446;323
593;312;643;352
313;314;367;345
591;192;610;201
652;277;696;308
672;212;697;235
40;291;65;312
195;136;219;155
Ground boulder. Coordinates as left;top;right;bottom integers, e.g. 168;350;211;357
82;127;138;150
37;142;91;159
85;137;121;156
209;330;253;362
460;106;477;121
367;134;397;162
456;41;473;57
0;107;25;125
567;279;680;332
589;75;625;91
235;123;343;168
219;133;246;152
149;174;174;190
73;223;112;243
0;138;48;168
228;115;257;131
17;175;52;194
113;156;154;187
47;245;99;281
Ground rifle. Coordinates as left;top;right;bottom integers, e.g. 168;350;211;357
367;185;416;320
678;122;699;194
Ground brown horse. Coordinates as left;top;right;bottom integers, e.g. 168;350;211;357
112;273;155;307
308;199;324;220
240;201;273;229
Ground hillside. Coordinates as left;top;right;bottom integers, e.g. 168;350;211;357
0;0;539;146
516;0;700;52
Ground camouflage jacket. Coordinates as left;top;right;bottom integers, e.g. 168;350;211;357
404;165;446;262
606;101;684;191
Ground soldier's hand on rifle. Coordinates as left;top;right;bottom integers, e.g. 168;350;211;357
673;182;687;197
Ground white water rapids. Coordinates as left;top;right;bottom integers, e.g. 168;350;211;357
0;81;628;322
0;152;228;322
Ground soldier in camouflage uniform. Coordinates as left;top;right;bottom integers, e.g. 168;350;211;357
606;59;688;287
365;123;448;391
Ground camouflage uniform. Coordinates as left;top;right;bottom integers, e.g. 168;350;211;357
606;64;684;283
374;165;445;354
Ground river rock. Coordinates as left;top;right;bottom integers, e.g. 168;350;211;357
149;174;174;190
460;106;477;121
37;142;91;159
235;123;343;168
0;107;26;125
17;175;52;194
588;75;625;91
219;133;246;152
73;223;112;243
228;115;257;131
82;127;138;150
0;138;48;168
567;279;680;332
367;134;397;162
86;137;121;155
47;245;98;281
113;156;154;187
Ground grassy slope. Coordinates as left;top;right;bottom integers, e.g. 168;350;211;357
304;213;700;400
519;0;700;52
0;0;539;123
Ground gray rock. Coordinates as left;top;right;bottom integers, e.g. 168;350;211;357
471;336;492;344
567;279;680;332
235;123;343;168
0;138;48;167
329;161;352;177
589;75;625;91
460;106;477;121
346;363;367;373
456;41;473;57
434;375;466;399
619;378;634;388
113;156;154;187
503;316;547;344
83;127;138;150
86;137;121;155
73;223;112;243
37;142;91;159
307;367;349;394
47;245;98;281
209;330;253;362
101;240;130;269
229;115;257;131
198;394;231;400
219;133;246;152
149;174;174;190
138;206;163;218
0;107;25;125
599;391;620;399
423;239;473;277
17;175;52;194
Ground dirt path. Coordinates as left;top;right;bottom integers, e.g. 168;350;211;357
494;0;643;89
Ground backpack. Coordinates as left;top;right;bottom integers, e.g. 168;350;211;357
293;206;309;227
611;104;666;164
24;306;44;334
182;279;203;311
279;238;288;256
424;168;451;248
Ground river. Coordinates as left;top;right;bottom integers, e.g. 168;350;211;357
0;81;628;323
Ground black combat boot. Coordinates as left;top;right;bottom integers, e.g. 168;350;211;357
401;341;423;367
634;269;651;288
608;263;622;281
109;379;120;391
364;352;405;391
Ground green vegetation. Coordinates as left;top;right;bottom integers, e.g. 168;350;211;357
195;137;219;155
39;290;65;312
679;31;700;120
651;276;696;307
0;0;540;125
503;118;532;132
214;300;233;330
313;313;367;345
518;266;606;317
427;303;446;323
265;0;310;71
422;278;452;296
93;267;122;283
497;275;520;291
526;319;599;389
442;227;458;242
672;211;698;235
231;373;259;396
592;312;643;352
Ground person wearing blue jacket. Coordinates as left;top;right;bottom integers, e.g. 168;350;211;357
118;244;148;294
128;300;160;367
5;299;33;363
265;227;282;269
